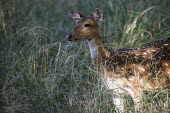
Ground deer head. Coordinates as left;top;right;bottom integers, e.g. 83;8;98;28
66;8;103;42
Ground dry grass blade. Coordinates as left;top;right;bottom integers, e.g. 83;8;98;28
126;6;157;34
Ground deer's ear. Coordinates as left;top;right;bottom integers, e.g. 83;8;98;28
93;8;103;22
68;11;84;22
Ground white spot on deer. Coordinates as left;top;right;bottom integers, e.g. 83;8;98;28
147;85;153;89
142;56;146;58
128;77;135;81
154;86;159;89
136;54;140;56
165;63;169;66
163;43;169;46
134;56;138;59
137;67;145;71
143;52;147;55
150;50;156;52
147;51;151;54
121;67;125;70
146;64;150;66
139;79;143;84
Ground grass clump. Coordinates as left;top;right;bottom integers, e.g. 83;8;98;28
0;0;170;112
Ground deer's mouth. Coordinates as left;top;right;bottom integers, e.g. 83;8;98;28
66;35;81;42
66;34;78;41
66;38;80;41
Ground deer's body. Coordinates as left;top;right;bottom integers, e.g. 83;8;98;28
66;8;170;111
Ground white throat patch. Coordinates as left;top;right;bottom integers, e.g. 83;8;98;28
88;38;98;60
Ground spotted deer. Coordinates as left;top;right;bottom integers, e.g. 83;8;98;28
66;8;170;112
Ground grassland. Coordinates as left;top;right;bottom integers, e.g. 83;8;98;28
0;0;170;113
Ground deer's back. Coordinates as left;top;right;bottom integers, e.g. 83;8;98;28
105;38;170;90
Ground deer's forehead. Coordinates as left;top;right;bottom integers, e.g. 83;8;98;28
77;17;96;24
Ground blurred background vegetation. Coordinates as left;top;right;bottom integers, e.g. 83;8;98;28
0;0;170;113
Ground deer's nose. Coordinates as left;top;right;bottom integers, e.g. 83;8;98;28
66;34;72;41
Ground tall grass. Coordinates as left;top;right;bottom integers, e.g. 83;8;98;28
0;0;170;112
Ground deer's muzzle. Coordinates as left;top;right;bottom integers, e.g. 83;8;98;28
66;33;73;41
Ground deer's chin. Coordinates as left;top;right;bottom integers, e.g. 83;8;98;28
67;38;86;42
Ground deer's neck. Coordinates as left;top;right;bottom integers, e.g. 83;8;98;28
87;35;111;63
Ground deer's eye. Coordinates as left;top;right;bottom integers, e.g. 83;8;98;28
84;24;90;27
